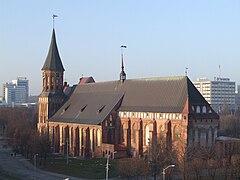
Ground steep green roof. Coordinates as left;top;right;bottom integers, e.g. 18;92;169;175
42;29;65;71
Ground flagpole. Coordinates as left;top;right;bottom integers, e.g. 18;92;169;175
53;15;54;29
52;14;58;29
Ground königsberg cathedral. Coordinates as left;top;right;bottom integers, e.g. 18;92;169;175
38;28;219;158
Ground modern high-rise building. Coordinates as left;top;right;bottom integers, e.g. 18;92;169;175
235;85;240;113
3;77;29;105
193;77;236;113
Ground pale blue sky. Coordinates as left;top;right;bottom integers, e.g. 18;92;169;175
1;1;240;95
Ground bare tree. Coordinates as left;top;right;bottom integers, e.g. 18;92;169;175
117;158;148;179
148;138;174;180
172;139;195;180
230;154;240;179
219;115;240;138
188;158;204;180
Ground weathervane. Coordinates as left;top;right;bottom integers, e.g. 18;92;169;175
52;14;58;29
185;67;188;76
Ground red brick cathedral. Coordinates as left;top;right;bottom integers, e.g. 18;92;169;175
38;29;219;158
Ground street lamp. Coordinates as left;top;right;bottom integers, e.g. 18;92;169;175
106;151;116;180
162;164;175;180
34;154;38;180
66;138;69;165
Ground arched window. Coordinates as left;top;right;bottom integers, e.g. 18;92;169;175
202;106;207;113
194;128;199;146
91;129;95;151
81;128;84;146
192;106;195;112
172;114;176;119
188;128;193;146
174;126;180;140
214;128;217;141
70;127;74;148
132;124;137;144
96;129;101;146
208;128;212;146
166;114;169;119
196;106;201;113
160;125;165;138
158;125;165;144
145;125;150;145
200;128;206;146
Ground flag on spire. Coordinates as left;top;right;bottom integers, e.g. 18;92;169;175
52;14;58;29
53;14;58;18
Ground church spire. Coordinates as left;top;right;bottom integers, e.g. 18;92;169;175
42;29;65;71
120;45;127;82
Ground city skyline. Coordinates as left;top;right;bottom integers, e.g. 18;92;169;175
1;1;240;95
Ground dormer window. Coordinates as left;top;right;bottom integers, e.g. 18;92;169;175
97;105;105;114
61;104;71;115
65;104;70;111
81;105;87;112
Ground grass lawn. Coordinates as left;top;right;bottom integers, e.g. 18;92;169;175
0;171;19;180
40;155;119;179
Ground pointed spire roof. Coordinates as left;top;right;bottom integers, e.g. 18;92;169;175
42;29;65;71
120;54;126;81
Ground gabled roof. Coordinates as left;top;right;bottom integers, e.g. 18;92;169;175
50;92;123;125
49;76;217;125
42;29;65;71
79;77;95;84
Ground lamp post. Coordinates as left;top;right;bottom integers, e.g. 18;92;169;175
66;138;69;165
34;154;38;180
162;164;175;180
106;151;116;180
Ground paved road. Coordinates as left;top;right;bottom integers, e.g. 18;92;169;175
0;137;83;180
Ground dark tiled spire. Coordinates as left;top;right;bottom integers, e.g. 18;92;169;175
42;29;65;71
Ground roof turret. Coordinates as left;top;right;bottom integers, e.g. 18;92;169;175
120;45;127;81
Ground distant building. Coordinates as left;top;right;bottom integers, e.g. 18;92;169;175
194;77;236;113
3;77;29;106
235;85;240;113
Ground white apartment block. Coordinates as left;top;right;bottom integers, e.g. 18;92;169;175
194;77;235;113
3;77;29;105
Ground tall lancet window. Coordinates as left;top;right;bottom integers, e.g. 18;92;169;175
145;125;150;145
132;124;137;144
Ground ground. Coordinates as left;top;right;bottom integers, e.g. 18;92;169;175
0;137;83;180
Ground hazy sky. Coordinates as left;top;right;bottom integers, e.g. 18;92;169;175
1;1;240;95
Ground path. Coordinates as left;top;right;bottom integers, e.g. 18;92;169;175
0;137;83;180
